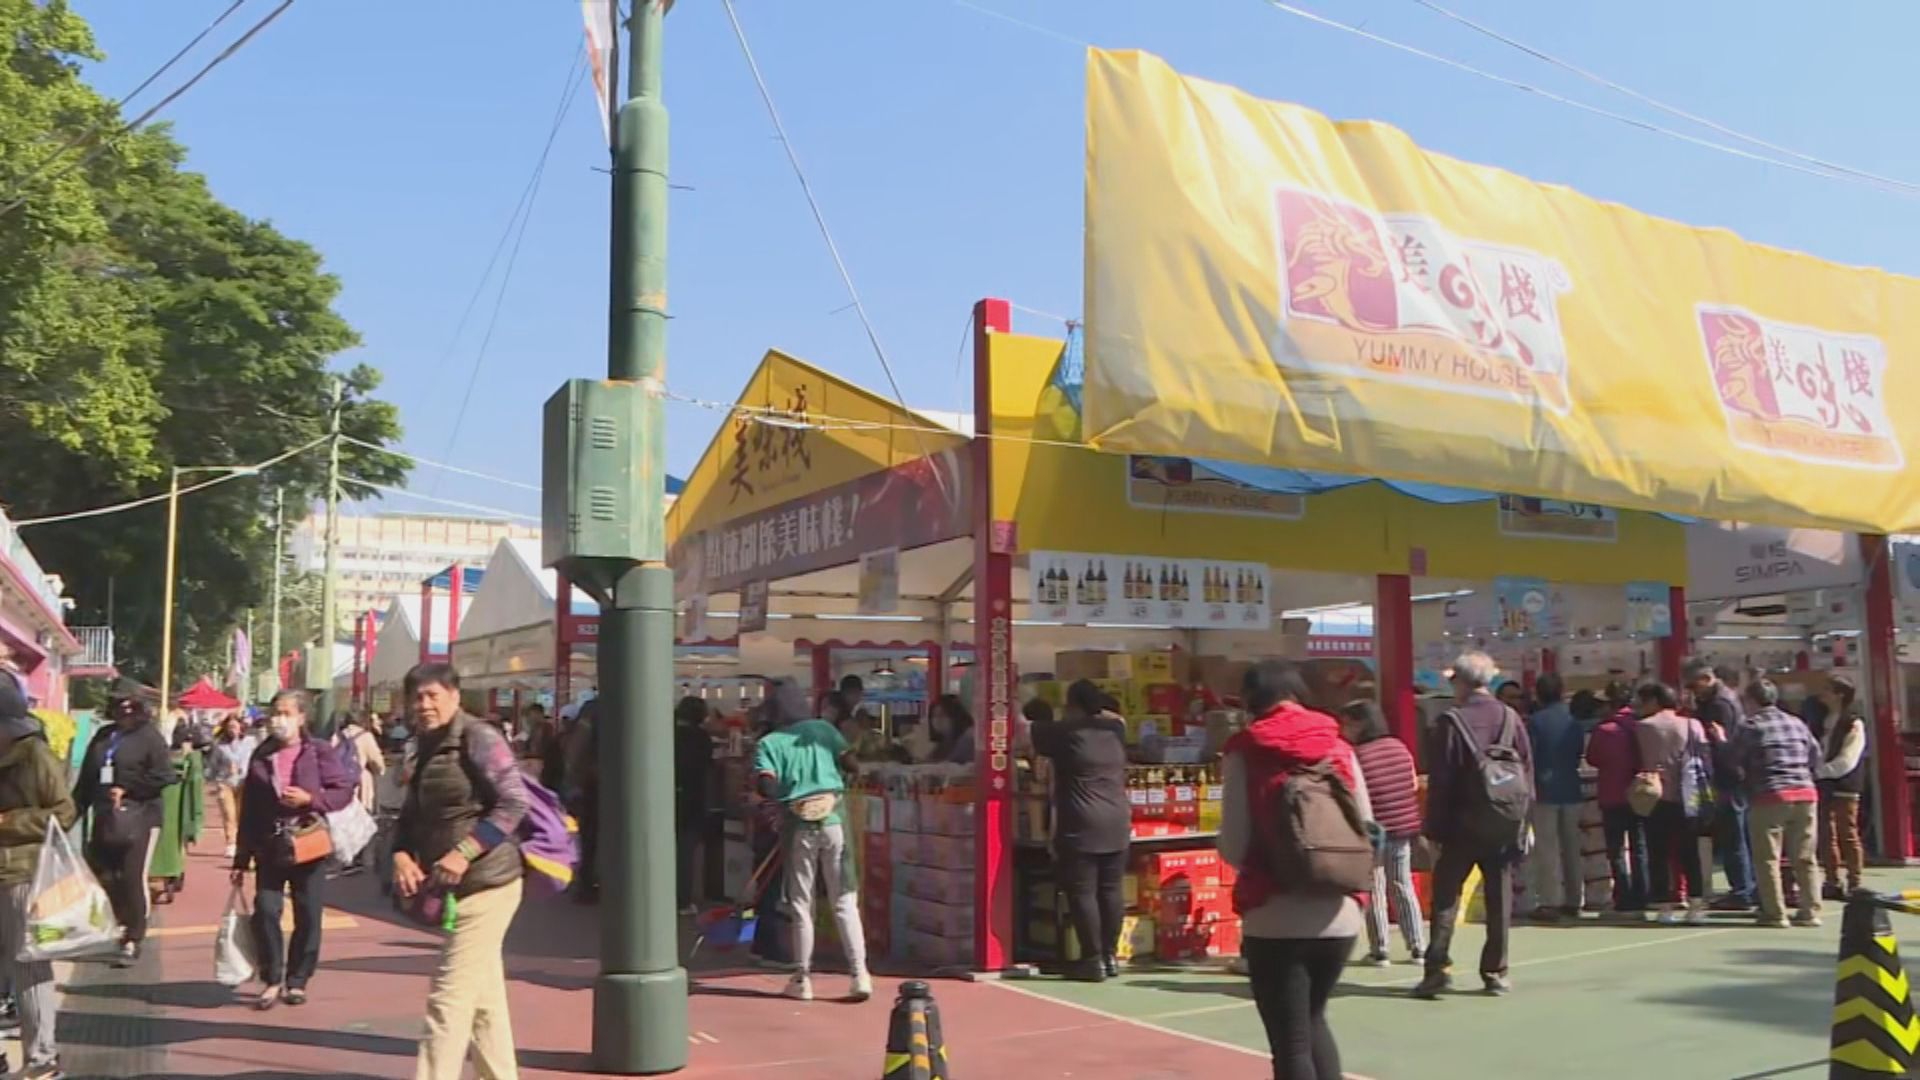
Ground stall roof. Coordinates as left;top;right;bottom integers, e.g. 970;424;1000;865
367;592;470;689
457;539;595;643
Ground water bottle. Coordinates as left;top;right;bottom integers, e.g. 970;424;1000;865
440;893;458;932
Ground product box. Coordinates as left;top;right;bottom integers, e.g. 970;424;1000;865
1117;914;1155;962
1131;819;1180;840
1122;870;1140;910
1198;784;1224;834
1194;656;1250;701
1029;680;1065;708
1055;650;1121;683
1137;849;1212;888
915;834;973;871
888;797;921;834
920;797;976;838
901;928;971;969
1143;683;1188;716
1155;917;1242;962
1154;885;1230;926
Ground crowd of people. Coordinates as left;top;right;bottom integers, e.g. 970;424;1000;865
1212;651;1868;1079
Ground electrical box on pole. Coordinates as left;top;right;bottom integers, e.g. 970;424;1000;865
542;379;663;589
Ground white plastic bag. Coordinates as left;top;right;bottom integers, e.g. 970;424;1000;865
215;885;255;987
20;819;119;963
327;801;377;867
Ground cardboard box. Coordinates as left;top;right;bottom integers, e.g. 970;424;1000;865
1055;650;1121;683
1109;651;1193;685
1144;683;1188;715
904;898;975;938
1155;885;1230;926
1156;918;1242;962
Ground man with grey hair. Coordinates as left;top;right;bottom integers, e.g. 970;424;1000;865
1733;677;1824;927
1685;658;1756;912
1414;652;1533;999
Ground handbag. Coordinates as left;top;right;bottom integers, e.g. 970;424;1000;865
273;815;334;867
90;803;148;851
326;801;378;867
1627;771;1664;817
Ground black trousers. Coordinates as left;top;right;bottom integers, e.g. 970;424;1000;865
1244;935;1351;1080
1642;801;1705;905
576;782;600;893
253;860;326;989
676;825;698;908
88;826;158;944
1058;848;1126;963
1601;806;1649;910
1424;844;1511;978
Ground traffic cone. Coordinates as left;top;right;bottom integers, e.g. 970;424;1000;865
1831;893;1920;1077
881;979;949;1080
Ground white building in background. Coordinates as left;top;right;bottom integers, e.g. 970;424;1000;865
288;510;538;629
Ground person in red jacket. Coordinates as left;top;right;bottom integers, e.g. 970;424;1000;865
1340;701;1425;966
1583;681;1647;913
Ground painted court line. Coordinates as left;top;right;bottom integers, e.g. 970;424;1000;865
1134;926;1737;1022
992;980;1268;1061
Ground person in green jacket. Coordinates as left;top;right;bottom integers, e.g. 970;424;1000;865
0;675;78;1079
147;727;204;906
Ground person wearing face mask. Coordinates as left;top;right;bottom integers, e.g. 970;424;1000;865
73;696;177;967
927;694;976;766
230;690;355;1010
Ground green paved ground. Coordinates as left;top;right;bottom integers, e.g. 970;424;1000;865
1008;868;1920;1079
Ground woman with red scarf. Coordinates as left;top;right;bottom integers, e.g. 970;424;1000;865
1221;661;1373;1080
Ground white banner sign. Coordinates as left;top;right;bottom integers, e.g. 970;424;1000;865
857;547;900;615
1685;521;1862;601
1030;551;1270;630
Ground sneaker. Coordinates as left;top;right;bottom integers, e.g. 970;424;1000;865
1101;955;1120;979
1656;908;1681;926
1360;952;1392;968
848;971;873;1002
1411;972;1451;1000
1409;948;1426;964
1755;916;1791;929
114;941;140;969
1482;972;1511;996
224;844;237;860
16;1063;63;1080
1792;912;1824;929
1227;956;1249;976
1684;905;1711;926
783;973;814;1001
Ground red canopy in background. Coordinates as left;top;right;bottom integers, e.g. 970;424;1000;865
175;678;239;711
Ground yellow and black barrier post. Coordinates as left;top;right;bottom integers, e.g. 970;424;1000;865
882;979;950;1080
1832;891;1920;1078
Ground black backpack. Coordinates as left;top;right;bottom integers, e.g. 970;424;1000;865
1448;707;1532;850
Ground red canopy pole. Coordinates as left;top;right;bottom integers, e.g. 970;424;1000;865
447;564;465;649
418;580;434;665
969;297;1014;973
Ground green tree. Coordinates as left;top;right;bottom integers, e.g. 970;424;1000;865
0;0;407;687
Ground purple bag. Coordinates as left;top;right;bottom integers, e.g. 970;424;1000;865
515;778;579;899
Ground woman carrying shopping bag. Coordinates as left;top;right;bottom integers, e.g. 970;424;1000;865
230;690;355;1010
0;675;78;1079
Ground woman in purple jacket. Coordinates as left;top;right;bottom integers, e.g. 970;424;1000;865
228;690;355;1010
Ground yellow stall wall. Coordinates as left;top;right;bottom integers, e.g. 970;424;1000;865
990;330;1686;586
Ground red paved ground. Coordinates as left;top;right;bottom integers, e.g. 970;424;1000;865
55;811;1268;1079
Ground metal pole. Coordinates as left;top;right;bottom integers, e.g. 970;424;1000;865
593;1;686;1073
317;379;344;726
159;469;182;717
269;486;285;694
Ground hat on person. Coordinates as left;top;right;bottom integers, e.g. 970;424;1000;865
0;678;38;741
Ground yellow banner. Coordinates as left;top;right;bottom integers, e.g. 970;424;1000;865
665;350;965;546
1082;49;1920;533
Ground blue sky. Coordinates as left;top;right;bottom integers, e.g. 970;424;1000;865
76;0;1920;521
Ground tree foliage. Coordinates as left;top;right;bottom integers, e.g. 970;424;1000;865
0;0;407;685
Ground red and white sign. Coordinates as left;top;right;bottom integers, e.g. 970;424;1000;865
1700;306;1898;469
1306;634;1373;659
1275;187;1573;412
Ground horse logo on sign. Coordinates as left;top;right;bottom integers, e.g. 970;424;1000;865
1698;306;1900;469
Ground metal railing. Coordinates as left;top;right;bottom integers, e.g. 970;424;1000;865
67;626;115;670
0;508;64;618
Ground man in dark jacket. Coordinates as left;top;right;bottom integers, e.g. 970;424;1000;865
0;677;76;1079
1415;651;1533;1000
72;697;177;966
1687;660;1756;912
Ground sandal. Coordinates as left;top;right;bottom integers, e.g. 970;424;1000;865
254;985;283;1011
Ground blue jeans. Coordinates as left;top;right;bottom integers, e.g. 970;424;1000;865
1717;797;1755;902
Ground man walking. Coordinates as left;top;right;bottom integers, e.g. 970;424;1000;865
753;679;870;1003
1733;678;1824;928
1686;660;1755;912
1525;674;1586;920
1414;652;1533;1000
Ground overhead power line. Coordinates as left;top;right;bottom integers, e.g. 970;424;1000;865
341;479;542;524
0;0;297;218
339;435;542;493
1406;0;1920;195
429;42;588;490
2;0;250;208
1257;1;1920;199
12;436;327;528
720;0;946;486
